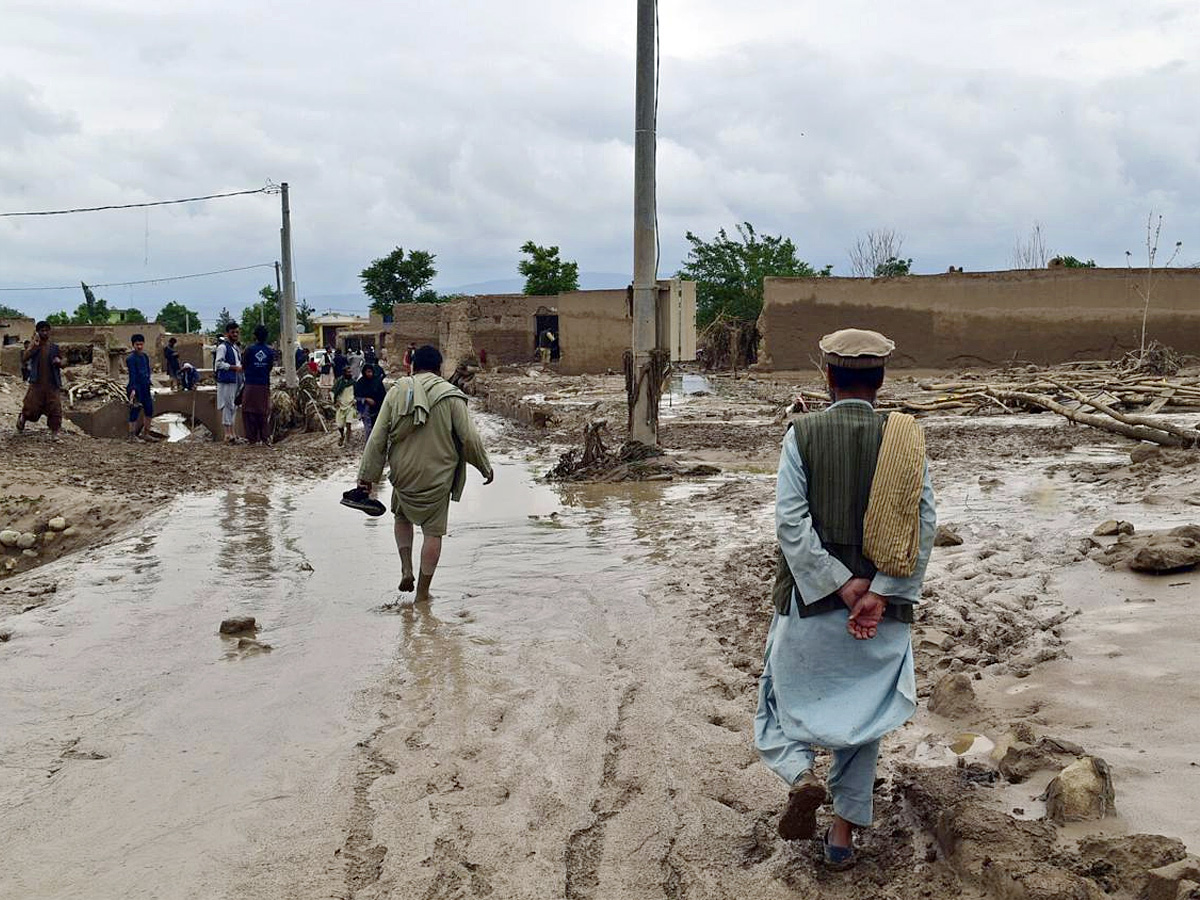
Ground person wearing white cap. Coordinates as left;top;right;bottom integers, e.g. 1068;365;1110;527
755;327;937;869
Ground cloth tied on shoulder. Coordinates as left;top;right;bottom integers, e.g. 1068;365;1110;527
394;373;466;427
862;412;925;577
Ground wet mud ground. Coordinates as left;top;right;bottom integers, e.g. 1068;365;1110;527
2;371;1200;899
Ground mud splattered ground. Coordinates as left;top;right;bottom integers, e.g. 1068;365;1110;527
2;367;1199;899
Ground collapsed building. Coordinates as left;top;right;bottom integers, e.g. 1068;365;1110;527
387;281;697;375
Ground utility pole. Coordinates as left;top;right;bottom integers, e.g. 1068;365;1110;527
279;182;298;387
629;0;659;445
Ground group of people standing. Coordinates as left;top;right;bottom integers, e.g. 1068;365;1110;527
329;347;387;447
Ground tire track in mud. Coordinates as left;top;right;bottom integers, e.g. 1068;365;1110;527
340;731;396;898
564;682;641;900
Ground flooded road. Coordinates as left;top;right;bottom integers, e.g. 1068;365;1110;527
0;447;779;900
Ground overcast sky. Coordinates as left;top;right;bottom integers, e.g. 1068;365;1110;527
2;0;1198;325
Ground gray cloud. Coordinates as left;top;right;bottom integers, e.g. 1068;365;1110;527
1;0;1197;325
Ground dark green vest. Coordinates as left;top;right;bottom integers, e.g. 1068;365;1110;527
771;403;913;623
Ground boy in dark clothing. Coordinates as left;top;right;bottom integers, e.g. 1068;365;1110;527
18;322;64;439
164;338;181;390
127;333;154;441
242;324;274;444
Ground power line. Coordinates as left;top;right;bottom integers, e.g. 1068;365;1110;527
0;184;278;218
0;263;277;292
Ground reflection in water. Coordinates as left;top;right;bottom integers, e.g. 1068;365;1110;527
398;603;469;711
215;489;276;583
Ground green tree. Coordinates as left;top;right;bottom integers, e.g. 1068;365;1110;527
210;307;237;337
1058;255;1097;268
359;247;438;316
155;301;202;333
111;307;147;324
874;256;912;277
297;298;315;333
46;311;71;326
241;285;282;343
678;223;830;326
0;304;28;319
69;297;110;324
518;241;580;295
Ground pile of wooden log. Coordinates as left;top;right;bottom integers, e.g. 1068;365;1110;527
65;378;129;408
783;359;1200;447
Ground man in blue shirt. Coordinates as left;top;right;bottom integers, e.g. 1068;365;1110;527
126;333;154;441
241;324;274;444
214;322;243;442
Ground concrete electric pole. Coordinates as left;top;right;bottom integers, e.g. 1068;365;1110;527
279;182;299;388
628;0;659;446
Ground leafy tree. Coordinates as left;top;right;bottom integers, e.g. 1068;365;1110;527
69;297;110;324
678;223;831;326
360;247;438;316
518;241;580;295
1058;255;1096;268
874;256;913;277
210;307;237;337
46;311;71;326
241;285;282;343
111;307;147;324
156;301;202;333
297;298;315;333
0;304;28;319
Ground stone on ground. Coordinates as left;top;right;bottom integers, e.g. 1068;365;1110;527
1044;756;1115;823
219;616;257;635
929;672;978;718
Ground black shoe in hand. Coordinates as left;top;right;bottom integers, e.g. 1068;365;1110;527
341;486;386;517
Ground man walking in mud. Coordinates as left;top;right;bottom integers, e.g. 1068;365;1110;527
756;328;936;869
342;345;493;603
17;321;64;439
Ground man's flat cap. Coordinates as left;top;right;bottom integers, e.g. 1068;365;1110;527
819;328;895;369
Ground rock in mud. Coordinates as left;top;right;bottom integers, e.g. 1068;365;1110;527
0;630;12;642
1142;857;1200;900
929;673;978;718
918;627;953;652
1130;445;1161;464
1043;757;1115;823
999;741;1056;783
1094;519;1135;537
1074;834;1187;897
219;616;257;635
0;529;19;547
935;524;964;547
22;549;38;558
16;532;37;549
1130;539;1200;574
48;517;68;532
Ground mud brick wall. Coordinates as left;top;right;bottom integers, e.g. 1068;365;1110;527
555;290;630;375
390;303;444;354
442;295;541;367
757;268;1200;370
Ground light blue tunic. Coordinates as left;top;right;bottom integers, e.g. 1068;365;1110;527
756;400;936;798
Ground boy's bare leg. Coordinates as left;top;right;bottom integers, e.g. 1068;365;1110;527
394;518;415;591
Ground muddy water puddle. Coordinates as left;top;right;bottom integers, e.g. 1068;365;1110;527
0;449;699;899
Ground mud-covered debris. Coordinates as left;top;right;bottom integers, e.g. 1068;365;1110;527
0;630;12;642
1131;444;1161;464
999;741;1057;783
1094;519;1135;537
1043;756;1115;823
219;616;257;635
1142;857;1200;900
16;532;37;549
935;524;964;547
0;529;19;547
1074;833;1187;897
47;517;68;532
918;627;953;652
929;672;978;718
1095;525;1200;574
